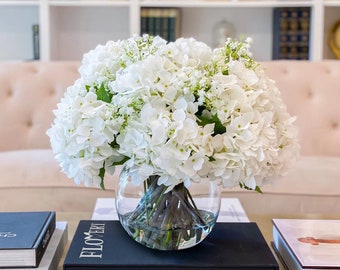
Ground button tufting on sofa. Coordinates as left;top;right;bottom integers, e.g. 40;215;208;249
331;121;339;129
305;88;314;99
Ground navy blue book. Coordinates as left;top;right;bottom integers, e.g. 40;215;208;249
0;211;56;268
64;220;279;270
272;7;310;60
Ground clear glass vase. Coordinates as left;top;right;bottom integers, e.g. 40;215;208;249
115;167;221;250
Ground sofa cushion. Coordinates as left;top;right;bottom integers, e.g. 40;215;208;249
261;60;340;156
261;156;340;196
0;61;80;151
223;156;340;216
0;149;116;212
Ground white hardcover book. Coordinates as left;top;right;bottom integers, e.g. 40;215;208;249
272;219;340;270
2;222;68;270
92;197;249;222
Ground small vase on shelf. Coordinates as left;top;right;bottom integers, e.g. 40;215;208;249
213;20;236;48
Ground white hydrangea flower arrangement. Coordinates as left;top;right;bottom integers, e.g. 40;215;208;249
47;35;299;193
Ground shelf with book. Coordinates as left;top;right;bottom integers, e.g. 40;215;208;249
0;0;339;61
139;0;314;8
272;6;311;60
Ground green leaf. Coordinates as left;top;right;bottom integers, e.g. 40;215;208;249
99;166;106;190
96;83;112;103
98;156;130;190
111;156;130;167
239;182;263;193
197;113;226;135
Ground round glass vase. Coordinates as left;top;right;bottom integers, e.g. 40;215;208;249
115;167;221;250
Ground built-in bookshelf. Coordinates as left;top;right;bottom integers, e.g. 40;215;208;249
0;0;339;61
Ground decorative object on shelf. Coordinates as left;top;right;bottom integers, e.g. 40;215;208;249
328;20;340;59
47;35;299;250
272;7;311;60
213;19;235;48
141;8;181;42
32;24;39;60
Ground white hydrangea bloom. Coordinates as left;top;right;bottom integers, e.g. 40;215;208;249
47;34;299;191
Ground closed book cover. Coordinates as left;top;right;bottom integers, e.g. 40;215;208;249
0;211;56;268
64;220;278;270
3;221;68;270
272;219;340;270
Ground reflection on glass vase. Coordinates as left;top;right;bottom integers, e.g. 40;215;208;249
115;167;221;250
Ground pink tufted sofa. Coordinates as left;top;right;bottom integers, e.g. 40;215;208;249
0;60;339;216
0;61;115;212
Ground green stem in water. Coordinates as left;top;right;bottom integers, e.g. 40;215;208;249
120;178;215;250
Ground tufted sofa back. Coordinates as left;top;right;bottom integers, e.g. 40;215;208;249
0;60;340;156
262;60;340;156
0;61;80;151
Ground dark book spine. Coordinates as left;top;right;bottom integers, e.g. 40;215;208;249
140;8;148;35
272;7;310;60
160;9;169;41
154;9;162;37
34;212;56;266
32;24;40;60
140;8;180;42
169;8;181;42
272;8;281;59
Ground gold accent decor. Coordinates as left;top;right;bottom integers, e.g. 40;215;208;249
329;20;340;59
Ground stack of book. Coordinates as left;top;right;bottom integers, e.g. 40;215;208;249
0;211;68;270
63;198;279;269
272;7;311;60
272;219;340;270
64;221;279;270
140;8;181;42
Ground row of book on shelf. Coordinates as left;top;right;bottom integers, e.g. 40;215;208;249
272;6;311;60
31;6;313;60
140;6;311;59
